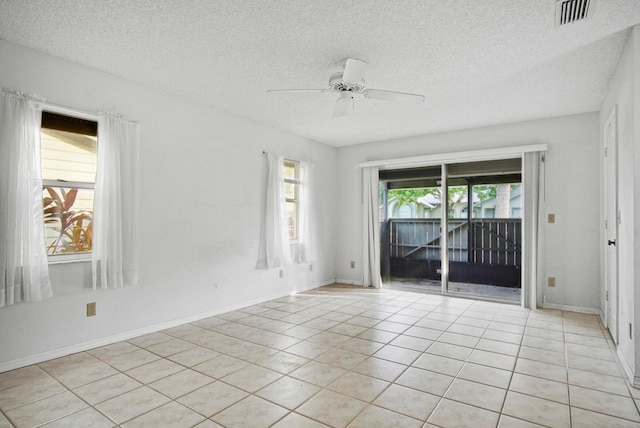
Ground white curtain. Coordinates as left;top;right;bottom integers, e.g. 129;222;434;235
0;89;53;308
257;153;292;268
362;166;381;288
296;161;317;263
522;151;545;309
92;112;139;289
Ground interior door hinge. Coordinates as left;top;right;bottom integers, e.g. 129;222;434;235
606;290;609;301
605;219;608;229
605;147;608;157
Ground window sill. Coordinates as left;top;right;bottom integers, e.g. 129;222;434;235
48;254;91;265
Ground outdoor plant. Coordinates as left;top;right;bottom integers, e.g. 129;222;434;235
42;187;93;255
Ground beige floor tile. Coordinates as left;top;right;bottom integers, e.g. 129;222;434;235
0;413;12;428
514;358;567;382
0;372;66;411
437;332;481;348
487;321;526;335
124;358;184;384
348;405;422;428
457;362;513;389
94;386;170;424
427;398;499;428
0;366;53;392
475;338;520;356
167;346;220;367
446;322;486;337
518;345;566;366
127;331;173;348
72;373;142;405
567;354;624;377
396;367;454;396
468;349;517;371
345;315;381;328
338;337;385;355
482;329;522;344
524;326;564;341
255;351;310;374
211;395;288;428
122;401;204;427
40;407;114;428
373;384;440;420
328;372;389;402
502;391;570;428
316;348;369;369
412;353;464;376
290;361;348;387
286;339;332;359
571;407;640;428
271;412;329;428
221;364;281;393
564;332;609;348
178;381;247;417
352;357;407;382
284;325;323;339
566;342;615;361
149;368;214;398
193;420;224;428
389;334;433;351
497;415;546;427
508;373;568;404
373;344;421;365
46;359;119;389
357;328;399;343
88;342;139;360
6;391;88;428
192;354;248;379
521;335;565;353
328;323;369;337
101;348;161;372
297;389;367;427
426;341;473;361
256;375;320;409
404;325;443;340
454;317;491;330
445;378;507;412
569;385;640;422
568;367;631;396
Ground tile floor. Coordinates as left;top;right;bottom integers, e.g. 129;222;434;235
1;284;639;427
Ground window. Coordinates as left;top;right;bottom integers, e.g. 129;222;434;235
283;159;300;240
41;111;98;258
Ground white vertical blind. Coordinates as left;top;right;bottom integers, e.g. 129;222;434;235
297;160;317;264
0;88;53;307
522;151;545;309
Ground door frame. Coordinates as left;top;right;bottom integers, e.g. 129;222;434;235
604;106;619;343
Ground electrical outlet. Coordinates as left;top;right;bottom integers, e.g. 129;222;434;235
350;261;355;269
548;213;555;223
548;277;556;287
86;302;96;317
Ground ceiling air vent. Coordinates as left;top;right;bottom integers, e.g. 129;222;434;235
555;0;596;27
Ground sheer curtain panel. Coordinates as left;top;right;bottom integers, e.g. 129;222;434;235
522;151;545;309
92;112;139;289
257;153;292;268
0;89;53;308
296;161;317;264
362;166;381;288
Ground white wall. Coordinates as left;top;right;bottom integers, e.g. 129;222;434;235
336;113;601;310
600;25;640;385
0;40;336;369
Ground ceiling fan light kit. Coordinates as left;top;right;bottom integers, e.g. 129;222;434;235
268;57;425;118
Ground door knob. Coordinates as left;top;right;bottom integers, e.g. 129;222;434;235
608;239;617;246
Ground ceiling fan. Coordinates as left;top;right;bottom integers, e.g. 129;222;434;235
268;58;425;118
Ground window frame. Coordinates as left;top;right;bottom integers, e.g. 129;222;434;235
283;159;301;242
41;108;98;263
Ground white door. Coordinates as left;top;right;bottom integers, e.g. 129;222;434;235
604;108;618;343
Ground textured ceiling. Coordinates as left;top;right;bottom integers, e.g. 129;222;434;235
0;0;639;146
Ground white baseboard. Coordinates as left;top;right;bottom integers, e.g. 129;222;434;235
539;302;600;314
0;288;313;373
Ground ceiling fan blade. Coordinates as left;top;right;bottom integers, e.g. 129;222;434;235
363;88;425;103
342;58;368;85
267;89;328;93
332;96;351;118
